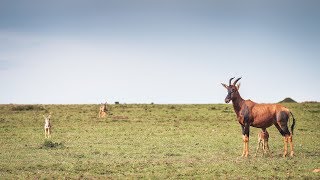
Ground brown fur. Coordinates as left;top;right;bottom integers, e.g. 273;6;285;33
222;77;295;157
98;103;107;118
238;102;290;129
255;130;271;157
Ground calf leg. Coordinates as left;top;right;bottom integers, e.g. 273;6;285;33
255;138;262;157
262;130;269;156
262;140;266;154
266;141;270;152
264;140;271;157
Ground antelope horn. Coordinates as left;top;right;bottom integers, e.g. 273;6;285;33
233;77;242;86
229;77;235;86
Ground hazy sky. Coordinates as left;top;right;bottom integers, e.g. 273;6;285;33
1;0;320;104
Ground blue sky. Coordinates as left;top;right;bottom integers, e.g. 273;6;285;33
1;0;320;104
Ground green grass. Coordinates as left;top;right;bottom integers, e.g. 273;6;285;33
0;103;319;179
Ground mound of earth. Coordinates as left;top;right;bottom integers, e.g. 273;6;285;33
278;97;297;103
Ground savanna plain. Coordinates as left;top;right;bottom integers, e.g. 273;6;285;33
0;103;319;179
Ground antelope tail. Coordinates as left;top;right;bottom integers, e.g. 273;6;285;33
289;111;296;135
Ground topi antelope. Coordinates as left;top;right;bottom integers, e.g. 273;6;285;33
43;114;52;138
221;77;296;157
255;130;270;157
98;102;108;118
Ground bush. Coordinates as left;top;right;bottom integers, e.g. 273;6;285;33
11;105;45;111
208;106;217;110
40;140;65;149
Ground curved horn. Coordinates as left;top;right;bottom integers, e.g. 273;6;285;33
229;77;235;86
233;77;242;86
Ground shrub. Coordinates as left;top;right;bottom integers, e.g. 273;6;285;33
11;105;45;111
40;140;65;149
208;106;217;110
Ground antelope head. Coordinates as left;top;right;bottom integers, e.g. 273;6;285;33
43;115;51;123
221;77;241;103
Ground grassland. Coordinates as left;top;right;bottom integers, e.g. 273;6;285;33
0;103;319;179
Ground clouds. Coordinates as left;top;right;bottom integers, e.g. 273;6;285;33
0;33;216;103
1;0;318;34
0;1;320;103
1;0;319;51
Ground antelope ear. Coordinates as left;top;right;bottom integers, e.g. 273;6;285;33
221;83;228;89
236;83;241;90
